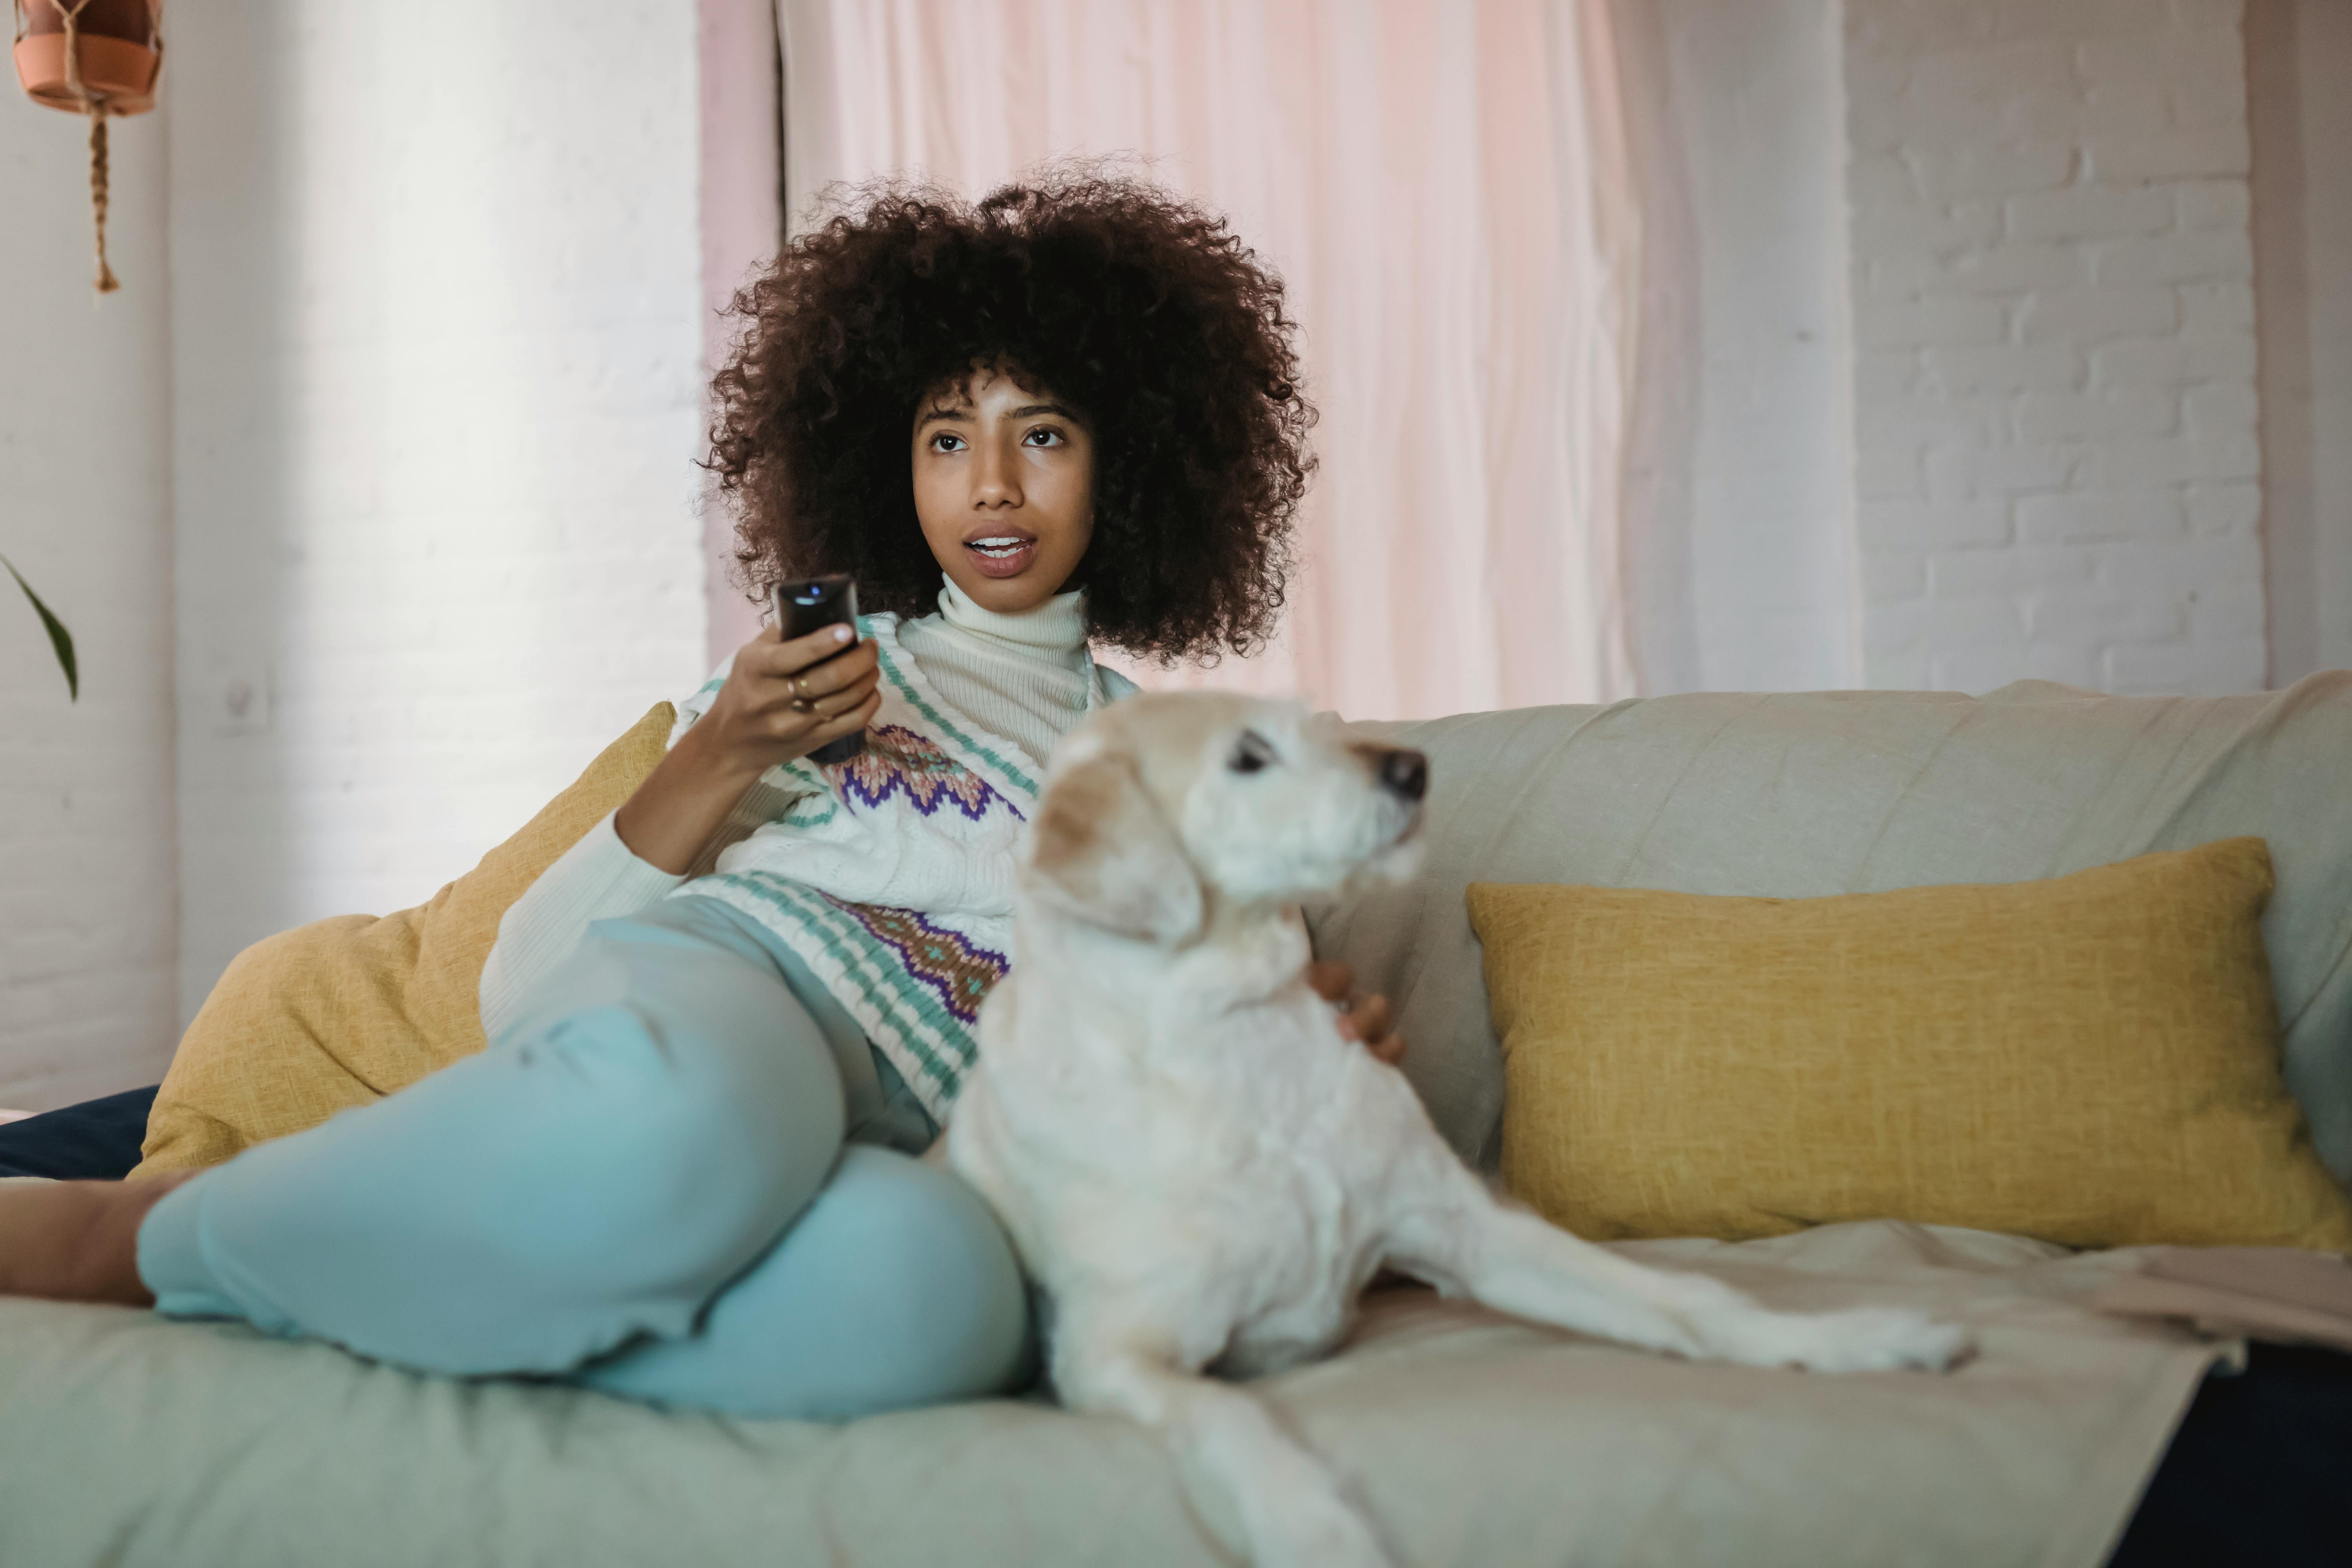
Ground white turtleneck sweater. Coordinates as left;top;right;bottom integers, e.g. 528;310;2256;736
477;581;1109;1038
897;579;1097;769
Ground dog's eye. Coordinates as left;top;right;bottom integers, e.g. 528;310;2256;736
1229;731;1277;774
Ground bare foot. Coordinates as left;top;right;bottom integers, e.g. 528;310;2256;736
0;1174;197;1305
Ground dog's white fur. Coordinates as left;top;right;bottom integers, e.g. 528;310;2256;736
947;693;1971;1568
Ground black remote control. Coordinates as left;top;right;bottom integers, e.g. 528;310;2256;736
770;575;866;765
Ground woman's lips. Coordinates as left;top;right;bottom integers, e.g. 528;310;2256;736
964;534;1038;579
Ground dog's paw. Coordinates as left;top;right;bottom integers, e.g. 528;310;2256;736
1746;1306;1976;1374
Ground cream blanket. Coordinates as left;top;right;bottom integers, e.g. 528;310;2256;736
0;1219;2225;1568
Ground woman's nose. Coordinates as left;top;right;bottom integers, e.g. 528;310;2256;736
973;437;1022;507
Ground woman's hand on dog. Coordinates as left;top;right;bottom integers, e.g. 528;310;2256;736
614;623;884;875
1306;960;1406;1066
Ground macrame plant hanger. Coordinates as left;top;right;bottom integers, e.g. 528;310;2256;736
11;0;165;295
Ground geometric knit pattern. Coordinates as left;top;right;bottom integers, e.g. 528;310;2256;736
835;724;1015;821
822;896;1007;1025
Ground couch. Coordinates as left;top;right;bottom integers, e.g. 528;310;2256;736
5;675;2350;1567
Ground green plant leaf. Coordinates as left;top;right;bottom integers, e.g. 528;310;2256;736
2;552;78;701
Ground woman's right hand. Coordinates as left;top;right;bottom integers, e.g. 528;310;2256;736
689;621;882;780
613;622;883;875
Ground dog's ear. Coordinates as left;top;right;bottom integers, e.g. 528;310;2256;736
1024;750;1204;944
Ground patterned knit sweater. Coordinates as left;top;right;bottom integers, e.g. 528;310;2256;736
673;613;1134;1116
477;586;1137;1120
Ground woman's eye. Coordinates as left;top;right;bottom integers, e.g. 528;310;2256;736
930;433;965;454
1023;427;1064;448
1229;731;1277;774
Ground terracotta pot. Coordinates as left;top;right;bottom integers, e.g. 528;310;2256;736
13;0;162;115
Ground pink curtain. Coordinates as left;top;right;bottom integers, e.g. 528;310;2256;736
777;0;1639;719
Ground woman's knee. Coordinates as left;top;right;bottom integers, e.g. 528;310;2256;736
584;1147;1034;1420
808;1149;1034;1410
501;922;851;1261
838;1150;1030;1352
540;999;844;1251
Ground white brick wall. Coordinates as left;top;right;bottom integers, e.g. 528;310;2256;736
1845;0;2267;694
0;98;177;1110
169;0;711;1023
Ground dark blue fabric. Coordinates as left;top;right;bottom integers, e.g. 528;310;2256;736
2107;1341;2352;1567
0;1085;158;1179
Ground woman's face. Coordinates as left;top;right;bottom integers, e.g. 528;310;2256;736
912;369;1095;614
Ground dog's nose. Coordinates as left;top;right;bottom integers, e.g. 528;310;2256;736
1378;748;1428;802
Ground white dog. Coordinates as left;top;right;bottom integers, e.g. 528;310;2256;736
946;693;1971;1568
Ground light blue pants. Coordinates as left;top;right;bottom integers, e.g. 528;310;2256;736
136;895;1033;1420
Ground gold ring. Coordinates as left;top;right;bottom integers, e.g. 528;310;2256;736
788;675;808;699
790;696;815;715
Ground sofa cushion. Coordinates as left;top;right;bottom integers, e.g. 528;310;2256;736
1469;839;2352;1251
1315;673;2352;1191
132;704;676;1175
0;1221;2232;1568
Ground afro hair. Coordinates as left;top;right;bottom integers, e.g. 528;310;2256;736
704;169;1316;662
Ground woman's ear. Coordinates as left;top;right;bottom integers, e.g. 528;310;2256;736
1022;750;1204;944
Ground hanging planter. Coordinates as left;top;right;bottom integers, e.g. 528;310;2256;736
12;0;164;295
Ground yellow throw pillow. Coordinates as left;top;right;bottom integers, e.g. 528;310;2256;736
1469;838;2352;1252
132;704;676;1177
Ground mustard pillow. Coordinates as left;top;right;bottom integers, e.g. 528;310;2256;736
1468;838;2352;1253
132;704;676;1177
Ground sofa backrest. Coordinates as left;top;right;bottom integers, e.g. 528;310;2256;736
1315;673;2352;1183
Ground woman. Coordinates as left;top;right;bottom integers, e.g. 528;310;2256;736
0;173;1401;1419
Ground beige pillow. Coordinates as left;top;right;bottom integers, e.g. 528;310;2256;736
132;705;675;1176
1468;838;2352;1252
